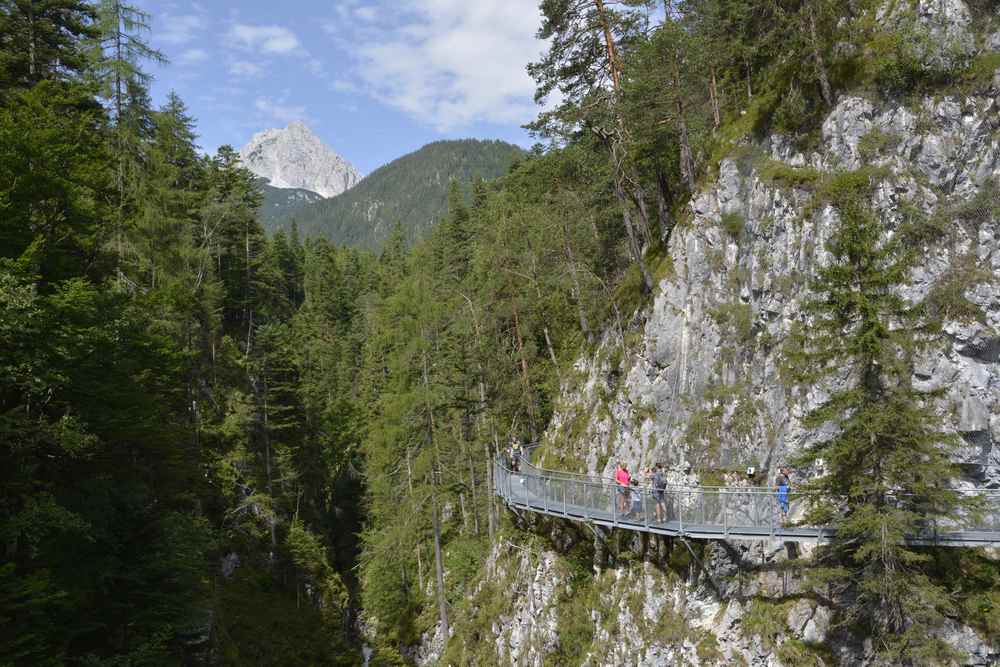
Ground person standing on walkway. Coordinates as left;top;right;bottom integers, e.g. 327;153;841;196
652;464;667;522
775;467;790;523
615;462;631;514
510;437;522;473
630;478;643;517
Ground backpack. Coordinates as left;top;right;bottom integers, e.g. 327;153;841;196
653;471;666;492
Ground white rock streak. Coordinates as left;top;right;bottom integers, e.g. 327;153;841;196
239;121;360;198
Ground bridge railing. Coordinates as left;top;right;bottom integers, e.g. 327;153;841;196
495;457;1000;541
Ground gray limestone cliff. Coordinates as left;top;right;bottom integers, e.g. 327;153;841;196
239;121;360;198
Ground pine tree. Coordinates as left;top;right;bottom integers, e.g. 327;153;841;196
528;0;655;291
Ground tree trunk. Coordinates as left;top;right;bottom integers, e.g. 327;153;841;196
608;139;654;292
656;170;675;244
459;492;468;534
673;60;696;192
744;55;753;101
807;4;834;107
421;349;450;637
528;254;563;387
27;2;36;78
561;221;592;343
406;449;424;593
709;65;721;129
510;301;536;433
485;442;496;539
594;0;621;91
630;183;654;248
262;380;277;559
430;485;450;638
617;181;653;291
467;449;479;536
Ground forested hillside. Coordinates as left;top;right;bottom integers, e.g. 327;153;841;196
267;139;525;249
0;2;366;663
3;0;1000;666
258;179;324;227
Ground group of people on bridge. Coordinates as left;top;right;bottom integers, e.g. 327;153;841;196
614;462;794;522
504;437;796;523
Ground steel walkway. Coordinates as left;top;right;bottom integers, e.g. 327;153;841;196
494;457;1000;547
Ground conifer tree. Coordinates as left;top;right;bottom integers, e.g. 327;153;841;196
789;171;972;662
0;0;96;88
528;0;655;291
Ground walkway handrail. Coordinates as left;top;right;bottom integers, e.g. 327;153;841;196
493;453;1000;547
514;443;784;493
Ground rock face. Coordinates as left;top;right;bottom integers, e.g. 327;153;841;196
548;88;1000;493
239;121;360;198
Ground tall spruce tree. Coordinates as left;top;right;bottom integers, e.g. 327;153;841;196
789;170;973;663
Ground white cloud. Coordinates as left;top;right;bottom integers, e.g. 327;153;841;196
177;48;209;65
254;96;308;124
229;60;264;78
336;0;547;131
158;14;206;46
227;24;301;55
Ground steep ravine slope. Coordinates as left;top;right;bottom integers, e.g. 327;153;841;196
430;22;1000;667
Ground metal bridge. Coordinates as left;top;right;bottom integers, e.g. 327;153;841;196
494;455;1000;548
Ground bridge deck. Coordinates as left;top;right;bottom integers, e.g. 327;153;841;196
494;461;1000;548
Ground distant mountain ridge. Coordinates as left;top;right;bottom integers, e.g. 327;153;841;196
265;139;525;250
239;121;360;198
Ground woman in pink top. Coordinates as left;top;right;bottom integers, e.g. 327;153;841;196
615;463;631;513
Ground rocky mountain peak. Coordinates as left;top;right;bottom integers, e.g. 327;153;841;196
239;122;360;198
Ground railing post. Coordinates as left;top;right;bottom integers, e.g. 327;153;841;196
679;492;684;534
612;485;617;527
563;480;568;516
769;492;775;538
723;491;728;536
643;487;649;530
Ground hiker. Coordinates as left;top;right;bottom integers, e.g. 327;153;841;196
615;462;631;514
510;438;522;473
652;463;667;522
775;466;790;522
629;478;642;517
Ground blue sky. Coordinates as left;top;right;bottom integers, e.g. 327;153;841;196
138;0;550;174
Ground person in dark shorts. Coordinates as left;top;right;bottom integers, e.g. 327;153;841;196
652;463;667;522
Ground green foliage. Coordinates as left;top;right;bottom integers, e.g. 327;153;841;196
694;630;724;665
758;160;822;190
215;567;357;666
857;129;901;163
0;16;363;661
741;599;791;649
772;84;815;134
711;302;754;345
923;255;990;325
777;638;835;667
721;212;746;239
